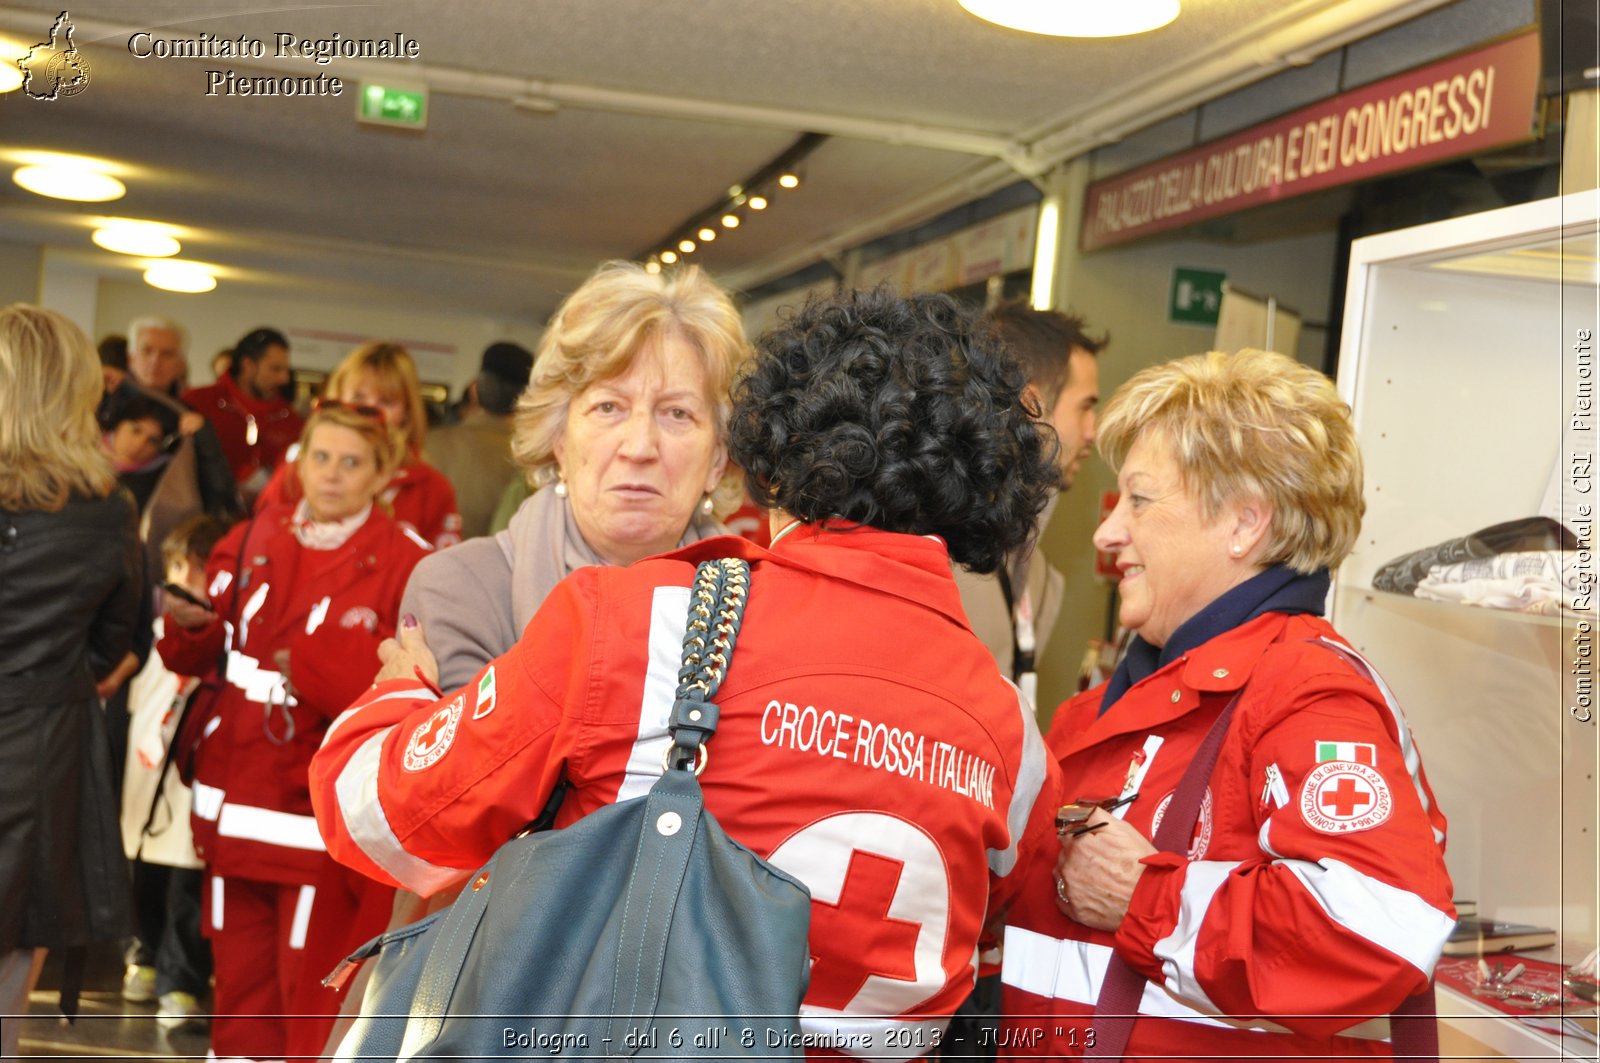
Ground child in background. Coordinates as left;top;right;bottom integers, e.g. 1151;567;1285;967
120;514;229;1033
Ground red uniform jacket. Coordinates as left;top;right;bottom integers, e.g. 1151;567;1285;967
157;503;427;886
257;455;461;549
999;613;1454;1060
312;525;1058;1059
181;375;303;490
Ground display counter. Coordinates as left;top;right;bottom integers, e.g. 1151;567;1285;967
1332;192;1599;1061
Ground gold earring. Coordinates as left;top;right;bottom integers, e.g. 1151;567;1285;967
700;494;715;516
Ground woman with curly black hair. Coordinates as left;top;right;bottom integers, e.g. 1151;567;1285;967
731;287;1058;574
312;287;1063;1059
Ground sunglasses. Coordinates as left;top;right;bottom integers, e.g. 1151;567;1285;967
312;396;388;425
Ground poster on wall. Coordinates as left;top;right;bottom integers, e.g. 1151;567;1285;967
1213;284;1301;357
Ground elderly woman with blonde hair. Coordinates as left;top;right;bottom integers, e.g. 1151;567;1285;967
399;260;748;690
294;263;750;1054
1000;348;1454;1061
0;305;143;1053
256;341;461;548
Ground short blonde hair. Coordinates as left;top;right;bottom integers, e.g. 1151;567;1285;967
0;304;115;511
511;262;750;516
325;342;427;455
1097;348;1364;572
297;402;404;479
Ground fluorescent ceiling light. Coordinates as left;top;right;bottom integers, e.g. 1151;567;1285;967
94;221;181;257
14;164;126;202
959;0;1179;37
144;261;217;293
0;37;25;93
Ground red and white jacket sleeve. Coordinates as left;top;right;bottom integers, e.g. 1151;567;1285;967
155;518;247;676
1113;660;1455;1037
310;574;589;895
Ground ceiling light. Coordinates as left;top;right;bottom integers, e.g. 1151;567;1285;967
660;250;678;264
958;0;1179;37
678;239;696;253
143;261;216;293
748;196;768;210
93;221;181;257
721;214;740;229
778;173;800;189
0;37;25;93
698;227;716;242
14;165;126;202
645;260;662;274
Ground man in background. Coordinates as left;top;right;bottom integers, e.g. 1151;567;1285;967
423;341;534;539
124;317;243;524
957;301;1103;702
181;327;302;504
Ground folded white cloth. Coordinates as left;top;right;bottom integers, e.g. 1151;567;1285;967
1415;549;1588;615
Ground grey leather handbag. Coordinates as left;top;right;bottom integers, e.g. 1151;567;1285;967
326;558;812;1060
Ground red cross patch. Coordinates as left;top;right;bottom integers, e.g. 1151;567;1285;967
403;694;464;772
1299;760;1392;834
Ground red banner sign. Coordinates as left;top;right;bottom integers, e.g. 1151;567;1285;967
1081;30;1542;251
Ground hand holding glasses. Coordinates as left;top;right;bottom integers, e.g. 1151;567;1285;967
1056;793;1138;837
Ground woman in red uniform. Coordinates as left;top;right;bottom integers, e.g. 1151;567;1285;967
158;401;428;1060
999;349;1453;1060
257;342;461;548
311;289;1064;1058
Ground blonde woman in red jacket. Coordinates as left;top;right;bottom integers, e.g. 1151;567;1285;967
257;342;461;548
999;350;1453;1061
159;400;428;1060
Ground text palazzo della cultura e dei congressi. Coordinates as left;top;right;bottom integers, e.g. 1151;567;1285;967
125;31;421;97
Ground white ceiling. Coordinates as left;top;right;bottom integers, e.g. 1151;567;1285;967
0;0;1455;323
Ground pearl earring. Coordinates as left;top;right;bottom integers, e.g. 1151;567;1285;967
553;478;568;498
1230;544;1243;557
700;494;715;516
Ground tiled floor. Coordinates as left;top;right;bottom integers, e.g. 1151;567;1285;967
13;947;211;1061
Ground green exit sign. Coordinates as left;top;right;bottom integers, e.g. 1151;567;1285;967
358;81;428;129
1169;266;1226;325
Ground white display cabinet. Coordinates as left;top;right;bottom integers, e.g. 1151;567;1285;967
1333;192;1599;1059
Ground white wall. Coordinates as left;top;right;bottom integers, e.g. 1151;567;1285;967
94;277;542;395
0;243;42;306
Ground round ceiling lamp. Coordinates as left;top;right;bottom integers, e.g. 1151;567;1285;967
93;220;181;257
958;0;1179;37
0;37;26;93
14;164;126;202
143;260;217;293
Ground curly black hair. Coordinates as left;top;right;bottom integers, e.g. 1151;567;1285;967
729;287;1061;574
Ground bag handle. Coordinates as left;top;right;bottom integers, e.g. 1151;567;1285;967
663;557;750;773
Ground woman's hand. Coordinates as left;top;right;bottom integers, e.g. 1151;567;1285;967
1053;808;1158;931
374;615;439;688
166;596;216;631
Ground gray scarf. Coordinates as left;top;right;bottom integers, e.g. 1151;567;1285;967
495;485;725;636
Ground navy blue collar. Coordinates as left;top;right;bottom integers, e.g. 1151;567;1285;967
1101;564;1330;714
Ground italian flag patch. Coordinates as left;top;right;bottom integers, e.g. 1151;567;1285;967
1316;740;1375;766
471;666;497;720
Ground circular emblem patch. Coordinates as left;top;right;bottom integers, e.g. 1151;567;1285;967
1150;787;1213;860
1300;761;1392;834
403;694;464;772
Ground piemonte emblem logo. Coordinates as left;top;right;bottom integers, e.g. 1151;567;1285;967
20;11;91;100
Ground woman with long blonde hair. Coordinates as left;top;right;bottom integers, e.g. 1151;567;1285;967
255;341;460;548
0;304;144;1054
